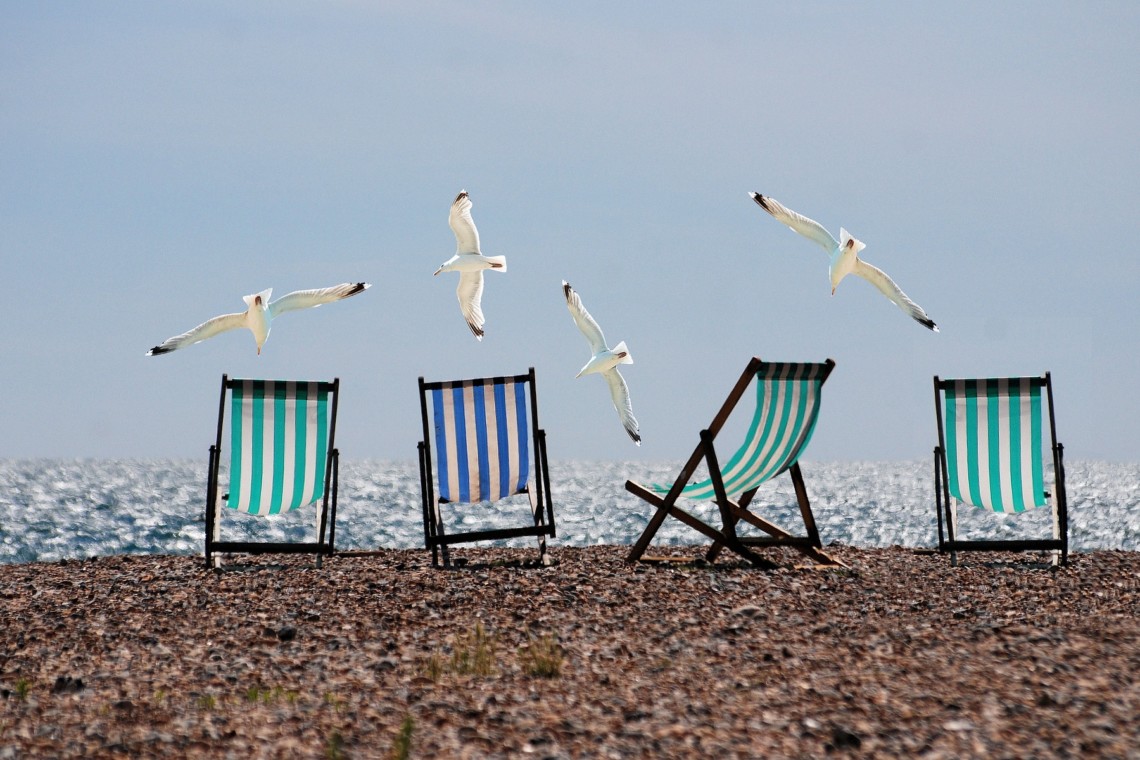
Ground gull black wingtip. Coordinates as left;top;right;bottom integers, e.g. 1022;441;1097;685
919;317;939;333
146;345;171;357
750;192;772;213
562;280;573;300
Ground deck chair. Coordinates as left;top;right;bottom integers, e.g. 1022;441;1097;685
417;368;555;567
205;375;340;569
933;373;1068;566
626;357;842;568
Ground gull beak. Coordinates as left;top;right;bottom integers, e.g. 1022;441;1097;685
433;267;443;276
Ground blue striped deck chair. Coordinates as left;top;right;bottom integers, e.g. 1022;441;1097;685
934;373;1068;566
417;368;555;567
626;357;843;568
205;375;341;568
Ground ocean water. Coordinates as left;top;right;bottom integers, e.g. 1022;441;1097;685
1;459;1138;565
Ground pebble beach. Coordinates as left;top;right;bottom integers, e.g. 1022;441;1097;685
2;544;1139;758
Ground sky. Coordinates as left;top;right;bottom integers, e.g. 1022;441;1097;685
2;1;1138;464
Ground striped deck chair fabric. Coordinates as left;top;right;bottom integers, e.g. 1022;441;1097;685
941;377;1046;513
934;373;1067;565
428;377;530;504
625;357;842;568
418;368;555;566
652;362;829;501
205;375;340;568
227;379;332;515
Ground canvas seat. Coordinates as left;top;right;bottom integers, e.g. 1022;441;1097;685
417;368;555;567
626;357;843;568
933;373;1068;565
205;375;340;568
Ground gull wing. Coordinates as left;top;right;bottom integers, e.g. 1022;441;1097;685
852;258;939;332
603;368;641;445
456;270;485;340
562;281;608;354
750;193;840;253
146;311;247;355
448;190;481;255
268;282;370;318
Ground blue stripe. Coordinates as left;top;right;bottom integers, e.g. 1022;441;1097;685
473;383;491;501
494;382;510;499
432;389;449;501
452;386;470;502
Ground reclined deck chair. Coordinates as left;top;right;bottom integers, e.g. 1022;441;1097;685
417;368;555;567
205;375;340;568
626;357;842;568
933;373;1068;566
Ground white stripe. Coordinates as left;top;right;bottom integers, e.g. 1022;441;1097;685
279;381;297;511
975;385;992;510
238;380;255;512
996;378;1014;511
763;365;805;482
1018;378;1036;507
483;384;501;500
256;381;276;516
301;384;320;507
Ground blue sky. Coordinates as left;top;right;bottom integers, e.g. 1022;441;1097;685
2;1;1138;462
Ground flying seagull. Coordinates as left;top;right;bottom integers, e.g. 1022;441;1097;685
750;192;938;332
146;282;371;356
562;280;641;445
434;190;507;340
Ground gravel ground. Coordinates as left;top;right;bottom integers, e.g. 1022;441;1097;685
2;544;1139;758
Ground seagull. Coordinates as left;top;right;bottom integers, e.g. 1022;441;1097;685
562;280;641;445
749;192;938;332
146;282;371;356
434;190;507;340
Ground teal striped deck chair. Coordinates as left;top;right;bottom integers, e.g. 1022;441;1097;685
934;373;1068;566
205;375;341;568
417;368;555;567
626;357;843;568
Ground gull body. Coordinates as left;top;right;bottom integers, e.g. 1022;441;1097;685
434;190;506;340
146;282;370;356
749;192;938;332
563;280;641;445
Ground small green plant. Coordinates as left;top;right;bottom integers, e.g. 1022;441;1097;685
389;715;414;760
519;632;563;678
196;694;217;711
450;621;497;677
326;729;347;760
424;652;446;683
13;679;31;700
152;688;169;706
324;692;347;713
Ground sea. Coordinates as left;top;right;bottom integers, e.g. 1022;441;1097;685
1;459;1138;565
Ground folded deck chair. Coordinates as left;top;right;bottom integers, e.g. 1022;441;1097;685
934;373;1068;566
417;368;555;567
205;375;340;568
626;357;842;568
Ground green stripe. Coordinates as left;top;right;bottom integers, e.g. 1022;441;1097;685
228;381;245;508
291;382;309;511
248;382;266;510
270;382;287;514
944;383;961;503
1007;381;1024;510
1030;382;1044;507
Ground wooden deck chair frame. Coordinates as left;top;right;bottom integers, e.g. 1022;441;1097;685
934;373;1068;566
204;375;340;569
626;357;842;568
417;367;555;567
